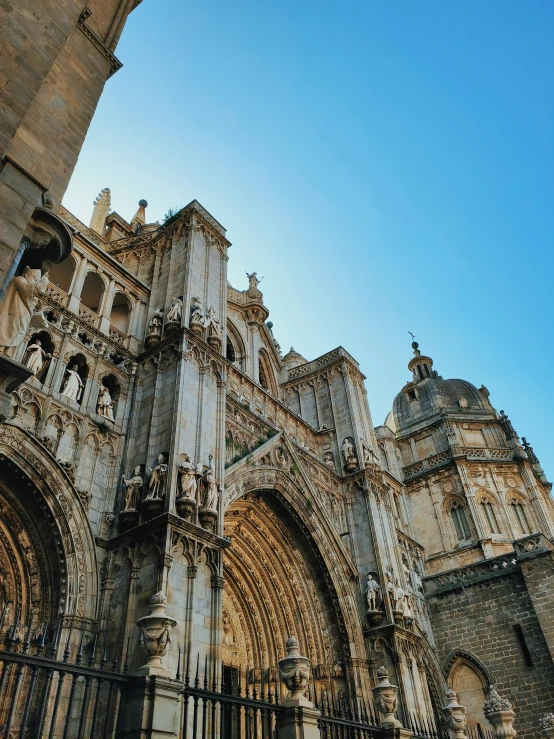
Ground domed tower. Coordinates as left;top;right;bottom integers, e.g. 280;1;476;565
376;341;553;574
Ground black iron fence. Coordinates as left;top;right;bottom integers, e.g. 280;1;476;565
0;624;131;739
180;657;284;738
316;689;382;739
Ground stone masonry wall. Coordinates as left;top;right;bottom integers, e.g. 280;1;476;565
427;566;554;738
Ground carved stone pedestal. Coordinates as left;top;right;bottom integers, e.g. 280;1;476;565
145;332;161;348
119;509;139;531
164;320;180;335
278;706;321;739
0;354;32;422
176;495;196;521
142;497;164;520
117;675;181;739
198;507;218;532
383;727;413;739
366;609;384;628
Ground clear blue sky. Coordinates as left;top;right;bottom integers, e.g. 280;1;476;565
64;0;554;471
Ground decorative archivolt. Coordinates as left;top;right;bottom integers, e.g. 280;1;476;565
0;425;98;620
505;489;527;505
442;494;468;514
475;488;499;505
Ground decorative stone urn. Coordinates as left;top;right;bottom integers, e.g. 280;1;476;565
483;687;516;739
198;507;218;532
137;592;177;676
372;666;402;729
539;713;554;739
443;688;468;739
119;508;139;531
278;635;313;708
176;495;197;521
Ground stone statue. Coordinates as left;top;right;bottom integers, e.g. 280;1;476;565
223;614;234;646
362;439;376;466
323;454;336;471
190;297;205;327
205;306;222;339
24;339;50;376
394;579;405;611
366;574;381;611
146;454;168;500
177;454;198;500
166;297;182;324
97;385;115;421
203;459;220;511
61;364;84;401
0;267;49;353
342;437;355;462
148;309;164;336
122;466;144;511
411;566;423;592
246;271;263;290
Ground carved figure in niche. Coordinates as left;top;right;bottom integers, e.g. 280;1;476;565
148;309;164;336
0;267;49;353
202;457;220;510
205;306;222;342
276;446;289;469
223;613;234;646
366;574;381;611
190;298;205;329
122;466;144;510
385;571;399;610
146;454;168;500
332;661;344;678
177;454;198;500
362;439;376;466
166;297;182;324
393;579;405;611
411;564;423;592
24;339;51;376
246;271;263;290
97;385;115;421
342;437;358;471
323;453;336;471
403;593;414;621
61;364;84;401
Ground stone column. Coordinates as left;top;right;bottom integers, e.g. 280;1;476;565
99;277;116;333
68;254;88;311
278;635;321;739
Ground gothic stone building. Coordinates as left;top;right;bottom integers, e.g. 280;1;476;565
0;188;552;738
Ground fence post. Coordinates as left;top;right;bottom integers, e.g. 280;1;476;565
483;686;517;739
443;688;469;739
277;635;321;739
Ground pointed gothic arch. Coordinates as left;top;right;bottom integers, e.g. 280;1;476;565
0;425;99;625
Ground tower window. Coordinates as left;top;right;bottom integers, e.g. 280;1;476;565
226;337;236;363
407;389;417;402
417;365;424;380
481;500;500;534
513;624;533;667
451;503;471;541
510;501;530;537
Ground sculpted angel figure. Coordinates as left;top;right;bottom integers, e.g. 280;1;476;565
24;339;50;376
97;385;115;421
166;297;182;323
246;271;263;291
146;454;168;500
366;574;381;611
362;439;376;466
122;466;144;511
61;364;84;401
0;267;49;353
177;454;198;500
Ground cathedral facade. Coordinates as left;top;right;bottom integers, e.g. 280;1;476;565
0;189;552;738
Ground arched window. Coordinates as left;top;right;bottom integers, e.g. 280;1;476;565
258;348;277;396
450;502;471;541
48;254;76;294
81;272;105;314
480;498;500;534
226;336;236;363
258;357;269;390
110;291;131;333
509;499;530;537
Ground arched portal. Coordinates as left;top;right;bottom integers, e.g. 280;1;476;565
0;425;99;627
223;455;369;702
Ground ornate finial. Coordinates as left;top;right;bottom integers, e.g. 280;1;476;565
376;666;389;680
285;634;300;657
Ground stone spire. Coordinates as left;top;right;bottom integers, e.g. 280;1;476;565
131;199;148;233
89;187;111;235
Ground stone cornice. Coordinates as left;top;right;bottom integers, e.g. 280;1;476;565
281;347;366;387
77;7;123;78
